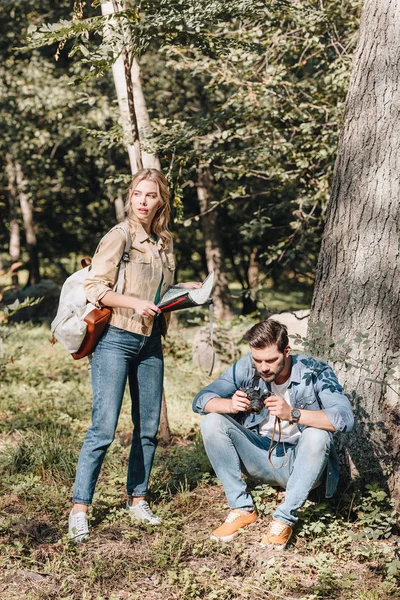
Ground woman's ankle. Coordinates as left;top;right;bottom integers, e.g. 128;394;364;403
127;496;145;507
71;503;89;514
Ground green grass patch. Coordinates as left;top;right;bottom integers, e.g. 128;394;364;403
0;321;399;600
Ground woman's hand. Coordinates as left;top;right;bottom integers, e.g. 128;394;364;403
132;298;161;319
178;281;202;289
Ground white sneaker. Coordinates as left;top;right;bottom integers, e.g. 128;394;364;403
68;510;89;542
126;500;162;525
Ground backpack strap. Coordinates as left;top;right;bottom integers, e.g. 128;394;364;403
109;223;132;295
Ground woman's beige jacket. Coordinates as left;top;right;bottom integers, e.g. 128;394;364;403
84;219;175;337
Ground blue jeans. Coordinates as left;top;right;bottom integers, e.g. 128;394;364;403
72;323;164;505
200;413;331;526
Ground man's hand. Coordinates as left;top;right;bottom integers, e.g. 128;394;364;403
230;389;251;414
264;394;292;421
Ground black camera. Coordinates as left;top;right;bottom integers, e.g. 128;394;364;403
244;387;273;414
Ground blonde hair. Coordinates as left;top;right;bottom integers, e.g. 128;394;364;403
125;168;172;246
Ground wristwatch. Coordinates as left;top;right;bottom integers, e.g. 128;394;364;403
291;408;301;424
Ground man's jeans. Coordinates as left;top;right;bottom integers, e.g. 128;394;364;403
201;413;331;526
72;323;163;505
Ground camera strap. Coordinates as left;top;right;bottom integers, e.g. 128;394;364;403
251;372;289;469
267;418;289;469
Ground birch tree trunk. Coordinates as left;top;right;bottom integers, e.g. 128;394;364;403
101;1;160;171
197;164;234;320
309;0;400;501
101;1;169;441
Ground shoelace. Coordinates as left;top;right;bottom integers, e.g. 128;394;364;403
72;513;88;534
269;520;287;536
139;501;157;519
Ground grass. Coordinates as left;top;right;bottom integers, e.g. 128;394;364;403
0;320;399;600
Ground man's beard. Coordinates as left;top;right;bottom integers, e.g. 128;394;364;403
258;356;286;382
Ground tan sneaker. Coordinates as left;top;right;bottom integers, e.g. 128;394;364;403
210;509;257;542
260;519;292;549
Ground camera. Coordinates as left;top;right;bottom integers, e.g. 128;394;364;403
244;387;273;414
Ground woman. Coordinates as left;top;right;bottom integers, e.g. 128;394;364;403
69;168;200;541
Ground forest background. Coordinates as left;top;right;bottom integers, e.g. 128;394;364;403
1;1;399;599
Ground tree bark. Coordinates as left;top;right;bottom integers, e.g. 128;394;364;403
5;153;21;287
309;0;400;502
196;164;234;320
101;1;160;171
14;161;40;286
131;58;160;169
240;246;259;316
158;389;172;444
114;194;125;222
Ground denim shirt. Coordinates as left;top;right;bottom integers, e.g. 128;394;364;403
193;353;354;497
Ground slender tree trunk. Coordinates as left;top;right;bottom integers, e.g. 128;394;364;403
114;194;125;222
243;246;259;315
14;161;40;286
158;389;172;444
5;154;21;287
101;1;169;439
131;58;160;169
101;1;160;171
197;164;234;320
248;247;259;289
309;0;400;502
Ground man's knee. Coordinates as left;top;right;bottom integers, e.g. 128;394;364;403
200;412;231;439
299;427;331;456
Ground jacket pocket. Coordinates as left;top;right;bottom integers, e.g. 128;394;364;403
297;394;319;409
162;251;175;271
129;250;151;264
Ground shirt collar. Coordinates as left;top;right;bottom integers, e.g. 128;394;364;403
127;218;165;249
286;354;300;384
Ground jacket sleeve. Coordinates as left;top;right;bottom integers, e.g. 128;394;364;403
84;228;127;306
192;356;251;415
315;366;355;433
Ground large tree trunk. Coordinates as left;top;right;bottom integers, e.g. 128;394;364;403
5;154;21;287
309;0;400;502
196;164;234;320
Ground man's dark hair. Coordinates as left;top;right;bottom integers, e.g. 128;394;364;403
244;319;289;353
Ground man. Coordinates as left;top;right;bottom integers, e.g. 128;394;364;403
192;319;354;549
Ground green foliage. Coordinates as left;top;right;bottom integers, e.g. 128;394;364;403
248;483;279;517
1;425;78;482
354;483;398;541
5;0;362;308
0;297;43;321
0;297;43;377
0;322;400;599
0;1;129;275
